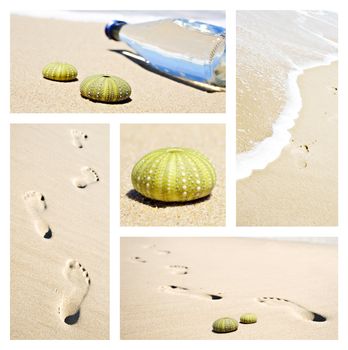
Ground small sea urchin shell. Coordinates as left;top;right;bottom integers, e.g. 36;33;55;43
212;317;238;333
80;74;131;103
240;313;257;324
131;147;216;202
42;62;78;81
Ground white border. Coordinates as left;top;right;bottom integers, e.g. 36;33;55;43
1;0;347;349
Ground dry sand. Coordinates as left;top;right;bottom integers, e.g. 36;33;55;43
120;124;225;226
10;124;109;339
10;15;225;113
120;237;337;340
237;62;338;226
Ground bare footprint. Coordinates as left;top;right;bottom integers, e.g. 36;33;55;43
143;244;171;255
131;256;147;263
70;129;88;149
156;250;171;255
23;191;52;239
258;297;326;322
290;140;317;169
168;265;189;275
159;285;222;301
58;259;91;325
143;244;156;249
72;167;99;189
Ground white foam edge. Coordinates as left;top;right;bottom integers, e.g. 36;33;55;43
236;53;338;180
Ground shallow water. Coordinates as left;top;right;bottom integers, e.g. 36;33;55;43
236;10;337;179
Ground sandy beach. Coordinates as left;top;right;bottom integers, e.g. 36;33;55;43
10;124;109;339
120;124;225;226
121;237;337;340
10;15;225;113
237;62;338;226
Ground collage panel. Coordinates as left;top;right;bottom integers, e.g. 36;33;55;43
120;237;337;340
236;11;338;226
10;124;109;339
120;124;225;226
10;11;226;113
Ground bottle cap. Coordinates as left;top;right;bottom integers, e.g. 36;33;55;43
105;20;128;41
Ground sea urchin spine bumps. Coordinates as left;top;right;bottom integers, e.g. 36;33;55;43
42;62;78;81
212;317;238;333
131;147;216;202
80;74;131;103
240;313;257;324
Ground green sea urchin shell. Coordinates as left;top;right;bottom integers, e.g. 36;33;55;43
42;62;78;81
240;313;257;324
131;147;216;202
212;317;238;333
80;74;131;103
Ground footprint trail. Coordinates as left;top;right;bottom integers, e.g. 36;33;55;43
72;167;99;189
258;297;326;322
58;259;91;325
70;129;88;149
23;191;52;239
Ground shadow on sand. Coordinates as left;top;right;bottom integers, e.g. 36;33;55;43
126;189;211;208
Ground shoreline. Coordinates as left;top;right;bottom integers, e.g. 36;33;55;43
237;61;338;226
237;59;338;180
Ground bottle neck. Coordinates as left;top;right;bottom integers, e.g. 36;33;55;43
105;20;127;41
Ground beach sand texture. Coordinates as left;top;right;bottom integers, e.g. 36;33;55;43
10;15;225;113
120;124;225;226
11;124;109;339
237;62;337;226
121;237;337;340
